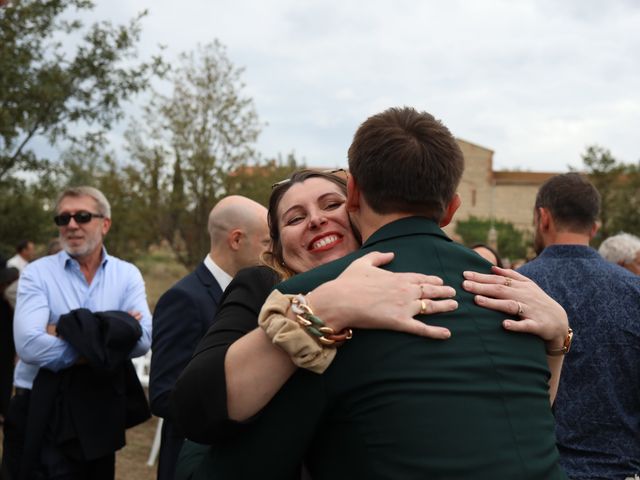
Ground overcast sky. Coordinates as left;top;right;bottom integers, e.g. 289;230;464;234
88;0;640;172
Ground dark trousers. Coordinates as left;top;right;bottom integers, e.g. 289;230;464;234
1;391;28;479
0;299;15;419
1;391;115;480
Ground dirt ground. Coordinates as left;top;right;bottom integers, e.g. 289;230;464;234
115;417;160;480
0;416;160;480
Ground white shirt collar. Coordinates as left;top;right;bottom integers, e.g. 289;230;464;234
204;254;232;291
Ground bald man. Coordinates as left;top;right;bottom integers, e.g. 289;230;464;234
149;195;269;480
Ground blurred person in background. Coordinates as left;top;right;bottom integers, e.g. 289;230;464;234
150;195;269;480
519;173;640;479
598;232;640;275
471;243;504;267
2;186;152;480
0;256;19;427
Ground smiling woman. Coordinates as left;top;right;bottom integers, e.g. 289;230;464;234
171;169;460;447
264;169;360;279
275;177;360;274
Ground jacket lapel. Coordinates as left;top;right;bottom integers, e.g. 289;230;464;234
194;262;223;306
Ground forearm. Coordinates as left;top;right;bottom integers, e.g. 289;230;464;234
125;273;153;357
16;332;78;371
225;327;296;421
546;354;563;405
544;331;568;405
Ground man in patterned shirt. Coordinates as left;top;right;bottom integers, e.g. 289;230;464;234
519;173;640;479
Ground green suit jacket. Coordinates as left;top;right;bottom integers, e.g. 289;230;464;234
194;217;566;480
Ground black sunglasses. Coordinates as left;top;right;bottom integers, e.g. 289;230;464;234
53;211;105;226
271;168;348;189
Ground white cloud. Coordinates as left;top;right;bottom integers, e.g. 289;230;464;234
76;0;640;172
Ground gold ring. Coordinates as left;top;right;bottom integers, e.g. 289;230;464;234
420;300;428;315
517;301;524;316
504;278;512;287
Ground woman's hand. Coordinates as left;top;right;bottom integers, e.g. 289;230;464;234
462;266;569;349
307;251;458;339
461;265;569;404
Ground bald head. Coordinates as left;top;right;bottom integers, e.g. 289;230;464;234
208;195;269;276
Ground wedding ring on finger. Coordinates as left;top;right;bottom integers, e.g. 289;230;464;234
516;301;524;316
419;300;428;315
504;277;512;287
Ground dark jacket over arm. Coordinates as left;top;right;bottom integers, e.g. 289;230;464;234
20;309;150;479
170;266;279;444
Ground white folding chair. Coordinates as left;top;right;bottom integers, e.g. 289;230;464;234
131;351;151;388
131;351;163;466
147;417;164;466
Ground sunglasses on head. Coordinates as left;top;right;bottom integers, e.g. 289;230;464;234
53;211;105;226
271;168;348;190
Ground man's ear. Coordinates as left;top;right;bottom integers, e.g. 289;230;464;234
346;175;360;213
589;221;600;239
101;218;112;236
439;194;461;227
537;207;551;232
228;229;243;251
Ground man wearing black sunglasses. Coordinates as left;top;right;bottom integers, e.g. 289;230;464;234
3;186;152;480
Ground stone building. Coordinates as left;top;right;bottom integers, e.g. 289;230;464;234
444;139;559;239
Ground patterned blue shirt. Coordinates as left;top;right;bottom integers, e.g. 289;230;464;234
519;245;640;480
13;248;152;389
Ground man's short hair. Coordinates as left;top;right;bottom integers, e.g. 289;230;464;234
534;173;600;233
598;232;640;265
55;186;111;218
348;106;464;221
16;240;32;253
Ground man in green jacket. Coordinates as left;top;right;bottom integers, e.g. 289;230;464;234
195;107;567;479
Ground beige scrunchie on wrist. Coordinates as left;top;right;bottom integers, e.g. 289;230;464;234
258;289;336;374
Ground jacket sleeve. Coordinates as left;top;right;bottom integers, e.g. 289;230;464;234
170;266;278;444
150;286;208;419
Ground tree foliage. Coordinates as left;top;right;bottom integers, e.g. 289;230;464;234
0;179;58;257
580;145;640;244
455;216;529;261
125;41;263;267
0;0;164;181
0;12;300;266
225;154;304;207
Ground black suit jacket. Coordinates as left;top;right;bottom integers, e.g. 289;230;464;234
150;261;223;480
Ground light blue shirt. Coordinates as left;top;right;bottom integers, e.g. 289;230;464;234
13;248;152;389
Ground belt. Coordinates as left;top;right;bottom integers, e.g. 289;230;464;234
14;387;31;396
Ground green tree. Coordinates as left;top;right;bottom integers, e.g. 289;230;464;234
580;145;640;243
0;0;164;182
225;154;304;207
127;41;262;267
455;216;529;261
0;179;58;256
